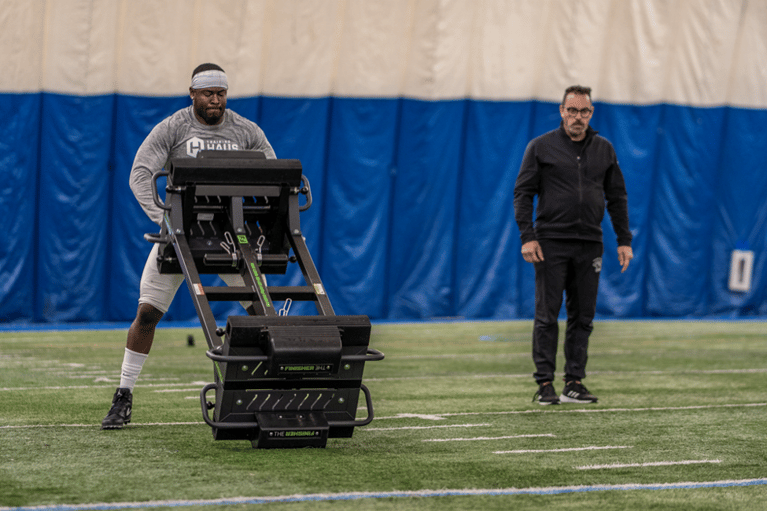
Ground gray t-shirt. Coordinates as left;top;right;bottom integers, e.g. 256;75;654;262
129;106;276;224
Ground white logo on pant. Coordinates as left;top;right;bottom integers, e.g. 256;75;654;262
592;257;602;273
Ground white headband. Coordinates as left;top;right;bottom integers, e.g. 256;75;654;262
191;70;228;90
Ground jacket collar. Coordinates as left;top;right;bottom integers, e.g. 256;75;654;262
558;121;598;142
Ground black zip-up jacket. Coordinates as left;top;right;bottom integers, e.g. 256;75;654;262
513;123;632;247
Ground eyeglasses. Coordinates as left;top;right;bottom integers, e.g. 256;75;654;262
566;107;592;117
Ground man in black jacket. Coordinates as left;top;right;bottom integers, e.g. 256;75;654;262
514;85;633;405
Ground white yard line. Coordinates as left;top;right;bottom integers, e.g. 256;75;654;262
377;402;767;420
155;388;206;393
495;445;632;454
366;423;490;431
365;367;767;381
0;422;204;429
425;434;555;442
0;381;209;392
576;459;722;470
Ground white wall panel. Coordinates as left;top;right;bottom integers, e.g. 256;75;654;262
0;0;45;93
334;0;414;97
115;0;198;96
186;0;263;97
223;0;269;97
662;0;744;106
400;0;474;100
1;0;766;106
467;0;551;101
42;0;119;95
119;0;268;97
534;0;615;103
259;0;342;97
598;0;669;105
726;0;767;108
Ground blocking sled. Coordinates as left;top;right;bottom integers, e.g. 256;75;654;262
146;151;384;448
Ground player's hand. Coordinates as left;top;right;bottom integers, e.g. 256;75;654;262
617;245;633;273
521;241;544;263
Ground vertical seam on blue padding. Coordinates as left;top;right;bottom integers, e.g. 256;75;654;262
450;98;471;317
104;93;119;321
317;95;334;276
382;97;404;319
32;92;45;322
642;103;666;317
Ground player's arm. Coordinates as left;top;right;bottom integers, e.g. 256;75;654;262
249;124;277;159
129;121;174;225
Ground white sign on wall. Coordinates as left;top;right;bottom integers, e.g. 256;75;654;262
728;250;754;293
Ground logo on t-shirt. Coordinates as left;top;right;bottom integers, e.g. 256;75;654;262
186;136;240;157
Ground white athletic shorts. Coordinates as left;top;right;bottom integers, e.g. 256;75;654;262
138;243;251;313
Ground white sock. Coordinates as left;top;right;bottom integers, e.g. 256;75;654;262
119;348;148;391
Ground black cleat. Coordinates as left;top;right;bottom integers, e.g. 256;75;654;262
560;380;598;403
533;382;560;405
101;387;133;429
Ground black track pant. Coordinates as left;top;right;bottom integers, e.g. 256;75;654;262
532;239;603;383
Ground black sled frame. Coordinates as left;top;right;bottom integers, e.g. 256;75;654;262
146;151;383;448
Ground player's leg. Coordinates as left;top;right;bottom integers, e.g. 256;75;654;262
560;241;602;403
102;245;183;429
126;302;165;354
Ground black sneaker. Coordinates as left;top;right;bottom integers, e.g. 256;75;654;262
532;382;560;405
101;388;133;429
560;381;598;403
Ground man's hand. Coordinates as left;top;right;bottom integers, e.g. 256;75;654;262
617;245;633;273
521;241;544;263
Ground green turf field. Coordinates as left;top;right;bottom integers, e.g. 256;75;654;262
2;320;767;510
